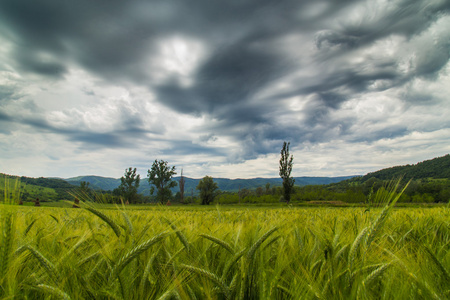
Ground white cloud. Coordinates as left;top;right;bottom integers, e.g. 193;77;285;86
0;0;449;180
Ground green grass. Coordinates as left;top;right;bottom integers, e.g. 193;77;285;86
1;176;59;203
0;182;449;299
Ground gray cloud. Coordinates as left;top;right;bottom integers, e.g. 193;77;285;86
0;0;449;177
0;110;152;150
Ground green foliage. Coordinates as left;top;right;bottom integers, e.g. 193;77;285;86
197;176;219;205
65;175;121;191
361;154;450;181
79;181;91;194
147;160;177;204
115;167;141;204
279;141;295;203
0;199;449;299
1;174;68;202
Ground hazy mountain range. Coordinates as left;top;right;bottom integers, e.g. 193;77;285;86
63;176;356;195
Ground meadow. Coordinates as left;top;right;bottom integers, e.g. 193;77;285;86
1;187;449;300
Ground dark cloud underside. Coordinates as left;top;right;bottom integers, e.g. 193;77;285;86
0;0;449;163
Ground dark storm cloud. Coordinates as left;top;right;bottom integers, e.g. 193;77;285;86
0;0;449;158
0;110;151;149
0;87;20;103
349;125;409;143
15;51;67;77
0;111;13;122
315;0;450;51
166;140;225;157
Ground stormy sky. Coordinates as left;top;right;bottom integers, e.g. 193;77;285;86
1;0;449;179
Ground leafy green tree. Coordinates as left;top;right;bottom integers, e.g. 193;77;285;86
147;160;177;204
265;183;271;194
117;167;141;204
197;176;219;205
79;181;92;196
279;141;295;203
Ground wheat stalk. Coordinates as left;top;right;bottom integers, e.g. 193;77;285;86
113;232;168;276
200;234;234;254
85;206;122;238
222;248;246;280
247;226;279;261
21;245;59;283
34;284;71;300
362;262;391;287
348;227;369;270
179;264;230;299
0;212;14;279
163;218;191;254
366;179;410;249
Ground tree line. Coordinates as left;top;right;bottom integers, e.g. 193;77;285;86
111;142;295;205
112;160;219;205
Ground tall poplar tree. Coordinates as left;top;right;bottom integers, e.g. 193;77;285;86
179;169;185;203
279;141;295;203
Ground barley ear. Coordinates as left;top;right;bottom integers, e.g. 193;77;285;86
85;206;122;238
0;212;15;279
34;284;71;300
23;245;59;283
113;232;168;276
366;179;410;248
222;248;246;280
163;218;190;253
200;234;234;254
247;226;279;261
423;246;450;282
23;219;37;237
348;227;369;270
363;262;391;286
179;264;230;299
157;289;182;300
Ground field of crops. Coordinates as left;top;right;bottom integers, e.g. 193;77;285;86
1;199;449;299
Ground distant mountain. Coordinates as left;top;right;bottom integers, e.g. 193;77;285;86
63;175;356;195
64;175;121;191
360;154;450;182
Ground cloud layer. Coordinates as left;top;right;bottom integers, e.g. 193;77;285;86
0;0;449;178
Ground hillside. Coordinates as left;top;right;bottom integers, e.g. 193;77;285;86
64;176;121;191
1;173;77;202
360;154;450;182
321;154;450;203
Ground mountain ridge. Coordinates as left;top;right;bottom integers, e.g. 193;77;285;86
64;175;357;195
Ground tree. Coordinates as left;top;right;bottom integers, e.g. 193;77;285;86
279;141;295;203
117;167;141;204
265;183;271;194
197;176;219;205
179;169;186;203
147;160;177;204
79;181;90;193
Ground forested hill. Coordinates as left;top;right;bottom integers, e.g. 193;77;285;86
0;173;77;201
360;154;450;182
64;176;121;191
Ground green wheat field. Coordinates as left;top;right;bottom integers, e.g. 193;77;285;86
1;185;449;299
